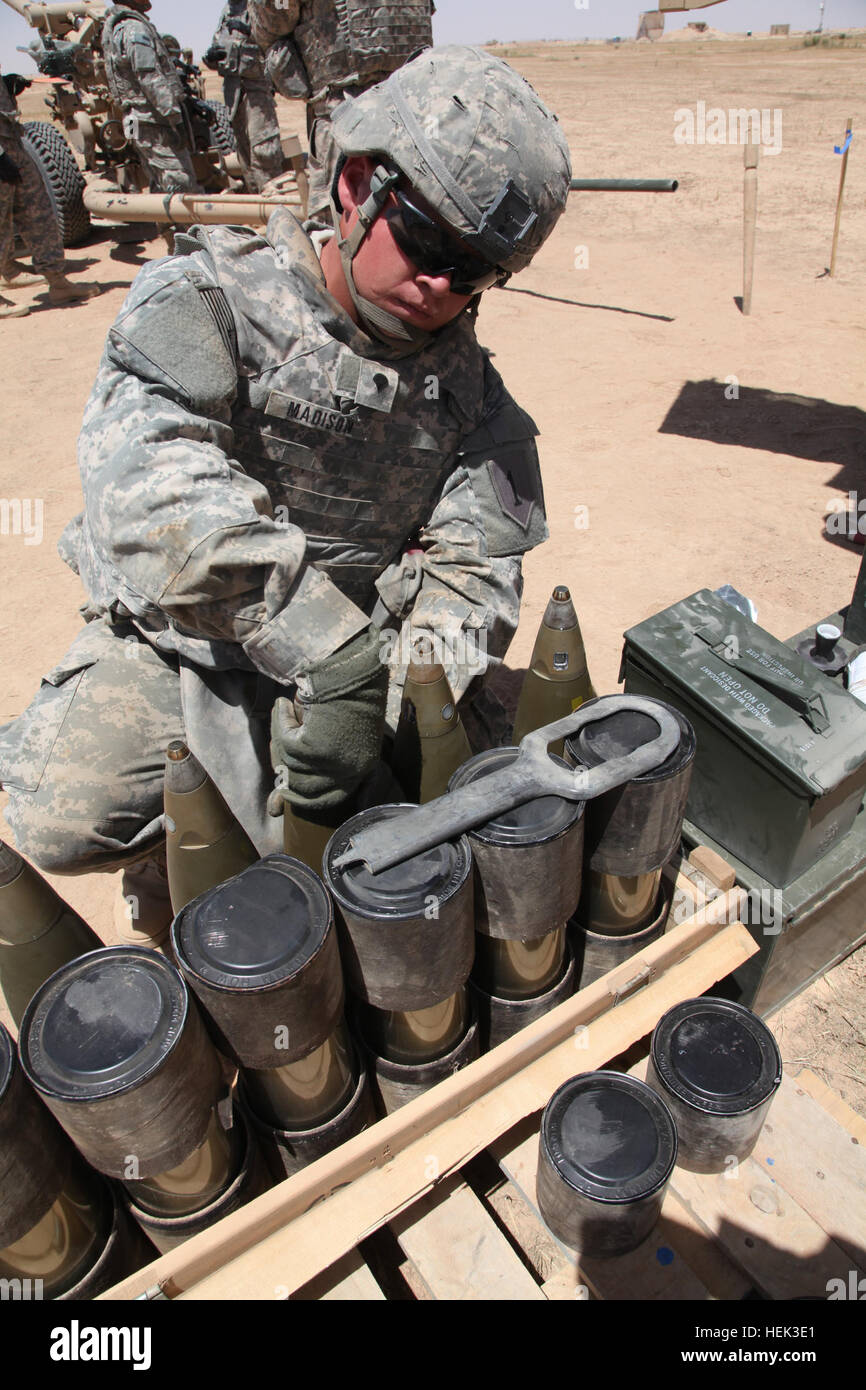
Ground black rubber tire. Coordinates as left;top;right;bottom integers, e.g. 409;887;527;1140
201;100;237;156
20;121;90;247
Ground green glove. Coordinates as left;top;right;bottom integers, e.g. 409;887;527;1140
269;626;388;815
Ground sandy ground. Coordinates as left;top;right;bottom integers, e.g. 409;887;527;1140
1;39;864;1112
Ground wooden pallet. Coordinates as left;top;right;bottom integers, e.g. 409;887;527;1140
99;852;866;1302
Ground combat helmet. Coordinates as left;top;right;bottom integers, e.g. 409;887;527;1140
328;45;571;344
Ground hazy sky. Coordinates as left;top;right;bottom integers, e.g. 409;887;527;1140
1;0;864;72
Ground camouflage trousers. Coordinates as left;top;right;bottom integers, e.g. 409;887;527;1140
0;140;65;277
224;77;285;193
0;618;186;875
127;118;202;194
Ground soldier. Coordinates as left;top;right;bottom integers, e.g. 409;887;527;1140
0;69;99;317
248;0;434;216
100;0;202;194
204;1;286;193
0;46;571;943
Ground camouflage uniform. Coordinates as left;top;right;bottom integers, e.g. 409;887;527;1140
0;206;545;869
0;46;570;879
209;2;284;193
248;0;433;214
0;74;65;276
101;5;201;193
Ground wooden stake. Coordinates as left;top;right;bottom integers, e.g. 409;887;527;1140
830;116;853;278
742;141;759;315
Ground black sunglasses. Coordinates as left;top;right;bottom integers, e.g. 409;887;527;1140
382;189;508;296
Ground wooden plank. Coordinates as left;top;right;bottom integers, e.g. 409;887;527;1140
661;1190;754;1301
493;1125;713;1301
688;845;737;892
161;923;755;1301
796;1068;866;1145
484;1174;572;1287
101;900;750;1301
749;1075;866;1269
669;1156;865;1300
290;1248;384;1301
390;1177;545;1301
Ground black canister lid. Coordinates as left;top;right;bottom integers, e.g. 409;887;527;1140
651;998;782;1116
542;1071;677;1203
324;804;471;918
447;748;583;846
0;1022;13;1105
19;947;188;1102
174;855;333;991
568;699;695;784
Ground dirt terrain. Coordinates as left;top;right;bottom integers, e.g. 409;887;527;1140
1;38;864;1110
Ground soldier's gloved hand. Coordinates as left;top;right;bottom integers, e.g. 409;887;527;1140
202;45;227;70
269;626;388;815
0;152;21;184
2;74;31;99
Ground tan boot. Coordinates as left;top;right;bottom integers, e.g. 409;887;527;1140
0;294;29;319
0;260;46;289
45;273;101;305
113;847;174;950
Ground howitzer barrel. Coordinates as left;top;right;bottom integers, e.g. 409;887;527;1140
83;189;303;225
3;0;105;19
569;178;678;192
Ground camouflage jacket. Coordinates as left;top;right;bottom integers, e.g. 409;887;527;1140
211;1;269;86
62;209;547;710
0;72;21;155
101;6;185;124
249;0;433;98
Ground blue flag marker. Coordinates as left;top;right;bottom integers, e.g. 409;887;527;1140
834;131;852;155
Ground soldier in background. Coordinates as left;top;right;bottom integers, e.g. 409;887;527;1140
204;2;286;193
0;47;570;944
100;0;202;194
248;0;434;215
0;69;99;318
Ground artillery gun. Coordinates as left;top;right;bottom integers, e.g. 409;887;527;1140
2;0;307;245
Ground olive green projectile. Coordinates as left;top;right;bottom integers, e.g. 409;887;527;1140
511;586;596;755
0;840;102;1026
164;742;259;914
391;636;472;803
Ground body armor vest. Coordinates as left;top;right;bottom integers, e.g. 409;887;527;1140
216;1;268;81
101;7;184;116
193;219;486;611
295;0;433;94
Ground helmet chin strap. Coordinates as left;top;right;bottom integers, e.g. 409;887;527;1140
330;164;435;355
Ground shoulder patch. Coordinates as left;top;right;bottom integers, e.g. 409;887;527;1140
107;269;237;414
464;438;548;557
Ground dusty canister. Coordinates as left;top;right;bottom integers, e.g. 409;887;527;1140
566;697;695;879
323;805;474;1011
447;748;584;939
646;997;782;1173
537;1071;677;1258
171;855;345;1070
19;947;225;1180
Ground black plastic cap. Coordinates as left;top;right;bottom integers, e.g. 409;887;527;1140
651;998;782;1117
19;947;189;1101
324;805;471;918
0;1022;14;1105
174;854;333;991
448;748;584;846
569;699;696;784
542;1071;677;1203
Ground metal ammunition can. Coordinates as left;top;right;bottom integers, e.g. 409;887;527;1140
565;697;695;876
19;947;224;1180
323;805;474;1011
646;998;782;1173
447;748;584;939
172;854;344;1069
537;1071;677;1258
